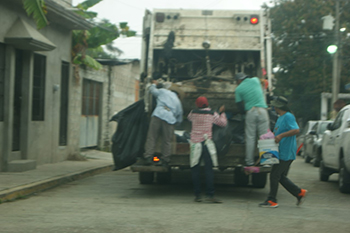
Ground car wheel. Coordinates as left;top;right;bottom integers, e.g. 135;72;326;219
319;160;330;182
339;158;350;193
234;168;249;186
304;155;311;163
313;150;321;167
139;172;154;184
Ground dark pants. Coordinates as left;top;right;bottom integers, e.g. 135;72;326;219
268;160;301;203
191;143;214;197
144;116;174;162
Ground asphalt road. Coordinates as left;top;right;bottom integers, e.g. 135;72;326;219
1;156;350;233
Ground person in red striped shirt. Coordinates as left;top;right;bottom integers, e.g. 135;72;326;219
188;96;227;203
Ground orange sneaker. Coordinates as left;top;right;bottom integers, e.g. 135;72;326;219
259;200;279;208
296;189;308;206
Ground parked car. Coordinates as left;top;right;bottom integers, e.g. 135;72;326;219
303;120;333;167
321;105;350;193
296;121;317;156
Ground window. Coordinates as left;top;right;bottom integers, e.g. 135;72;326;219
59;61;69;146
82;79;101;116
0;43;5;121
331;111;344;130
32;54;46;121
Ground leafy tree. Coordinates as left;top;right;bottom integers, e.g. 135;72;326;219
23;0;136;80
265;0;350;124
22;0;48;29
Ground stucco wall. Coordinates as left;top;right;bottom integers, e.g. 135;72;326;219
78;61;139;150
0;124;3;154
0;1;79;168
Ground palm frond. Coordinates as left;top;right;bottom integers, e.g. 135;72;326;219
76;0;103;11
22;0;48;29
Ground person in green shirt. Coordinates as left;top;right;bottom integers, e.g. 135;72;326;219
235;73;270;166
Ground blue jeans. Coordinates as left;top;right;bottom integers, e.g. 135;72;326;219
191;143;214;197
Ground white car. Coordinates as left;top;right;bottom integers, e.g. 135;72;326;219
296;121;317;156
303;120;333;167
321;105;350;193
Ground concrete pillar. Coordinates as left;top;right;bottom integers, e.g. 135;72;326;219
20;51;33;160
1;45;15;172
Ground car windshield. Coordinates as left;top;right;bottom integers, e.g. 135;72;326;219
318;122;329;135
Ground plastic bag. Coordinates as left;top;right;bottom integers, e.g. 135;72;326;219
110;100;149;170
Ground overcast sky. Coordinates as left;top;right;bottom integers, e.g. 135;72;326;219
72;0;271;59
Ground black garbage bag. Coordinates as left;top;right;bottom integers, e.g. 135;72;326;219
110;100;149;170
175;131;191;143
231;118;245;144
212;121;234;156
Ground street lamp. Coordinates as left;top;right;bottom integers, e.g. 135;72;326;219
327;45;338;54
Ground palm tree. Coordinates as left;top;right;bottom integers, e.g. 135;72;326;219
22;0;48;29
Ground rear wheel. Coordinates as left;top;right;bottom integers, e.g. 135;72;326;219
252;173;267;188
156;171;172;184
234;168;249;186
139;172;154;184
339;158;350;193
319;160;330;182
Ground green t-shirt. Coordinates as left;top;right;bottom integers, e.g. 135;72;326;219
235;77;267;111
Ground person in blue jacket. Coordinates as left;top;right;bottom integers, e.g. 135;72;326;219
143;80;183;166
259;96;308;208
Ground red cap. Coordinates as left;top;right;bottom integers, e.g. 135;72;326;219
196;96;209;108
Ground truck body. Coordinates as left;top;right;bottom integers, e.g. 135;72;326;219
132;9;272;187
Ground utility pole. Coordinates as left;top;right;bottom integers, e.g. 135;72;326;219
331;0;341;106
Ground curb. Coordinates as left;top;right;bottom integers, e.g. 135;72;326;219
0;164;113;203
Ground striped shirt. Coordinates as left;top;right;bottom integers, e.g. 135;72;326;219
187;108;227;143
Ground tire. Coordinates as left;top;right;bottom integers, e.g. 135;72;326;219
304;155;311;163
234;168;249;186
139;172;154;184
252;173;267;188
319;160;330;182
339;158;350;193
156;171;172;184
313;150;321;167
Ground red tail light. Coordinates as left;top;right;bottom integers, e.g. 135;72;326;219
250;15;259;25
153;156;160;162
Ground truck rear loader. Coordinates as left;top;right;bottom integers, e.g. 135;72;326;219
131;8;273;188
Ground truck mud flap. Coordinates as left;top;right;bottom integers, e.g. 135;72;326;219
130;165;169;173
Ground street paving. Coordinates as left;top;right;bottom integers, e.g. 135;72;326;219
0;156;349;233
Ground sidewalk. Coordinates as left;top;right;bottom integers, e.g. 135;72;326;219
0;150;115;203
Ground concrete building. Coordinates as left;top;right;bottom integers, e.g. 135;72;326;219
78;59;140;151
0;0;90;172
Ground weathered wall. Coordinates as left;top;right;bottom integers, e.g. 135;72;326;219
78;61;139;150
0;1;78;169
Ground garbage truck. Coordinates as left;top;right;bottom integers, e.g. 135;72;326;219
130;8;273;188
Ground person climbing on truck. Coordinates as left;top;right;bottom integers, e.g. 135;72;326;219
142;79;183;167
235;72;270;166
259;96;308;208
188;96;227;203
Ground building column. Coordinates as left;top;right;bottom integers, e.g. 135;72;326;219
2;45;15;172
